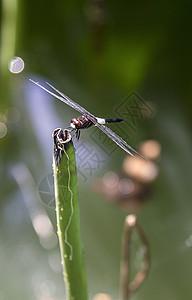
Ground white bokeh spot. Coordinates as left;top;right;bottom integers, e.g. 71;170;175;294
9;56;25;74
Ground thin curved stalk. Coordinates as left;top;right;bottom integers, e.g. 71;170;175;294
120;214;150;300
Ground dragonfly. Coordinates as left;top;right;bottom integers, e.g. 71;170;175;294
29;79;144;158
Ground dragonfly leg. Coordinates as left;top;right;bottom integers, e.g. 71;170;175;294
76;129;81;140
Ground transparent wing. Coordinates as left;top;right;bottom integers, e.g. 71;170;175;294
29;79;96;118
96;123;145;159
29;79;144;158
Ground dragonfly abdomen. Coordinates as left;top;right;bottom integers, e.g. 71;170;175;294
105;118;124;123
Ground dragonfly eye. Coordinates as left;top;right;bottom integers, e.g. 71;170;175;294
70;122;76;129
70;118;81;129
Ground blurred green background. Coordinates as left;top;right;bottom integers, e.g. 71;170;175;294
1;0;192;299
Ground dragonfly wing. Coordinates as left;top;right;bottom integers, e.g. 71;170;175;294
96;123;144;158
29;79;96;118
45;82;97;119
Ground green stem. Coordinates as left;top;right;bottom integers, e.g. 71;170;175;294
53;128;88;300
0;0;18;110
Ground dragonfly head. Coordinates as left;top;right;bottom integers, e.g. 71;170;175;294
70;118;81;129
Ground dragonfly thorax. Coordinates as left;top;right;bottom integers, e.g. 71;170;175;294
70;115;94;130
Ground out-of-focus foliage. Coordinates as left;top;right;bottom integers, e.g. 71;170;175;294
1;0;192;299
